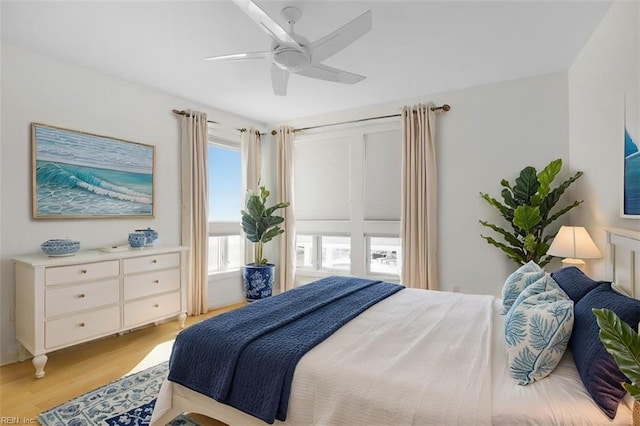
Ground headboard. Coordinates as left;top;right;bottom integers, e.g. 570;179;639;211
604;227;640;298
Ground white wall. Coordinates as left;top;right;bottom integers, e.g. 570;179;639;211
568;1;640;281
0;43;264;364
271;72;571;295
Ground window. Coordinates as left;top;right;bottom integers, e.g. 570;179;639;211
208;142;243;273
367;236;401;277
209;144;241;222
294;123;401;280
296;235;314;269
296;235;351;273
321;236;351;271
208;235;243;274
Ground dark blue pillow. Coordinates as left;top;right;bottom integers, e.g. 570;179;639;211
570;284;640;419
551;266;608;302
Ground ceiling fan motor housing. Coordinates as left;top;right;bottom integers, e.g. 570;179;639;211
273;45;311;72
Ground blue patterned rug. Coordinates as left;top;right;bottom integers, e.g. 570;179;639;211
37;361;199;426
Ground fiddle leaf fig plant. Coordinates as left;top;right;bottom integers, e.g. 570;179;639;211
593;308;640;401
479;158;583;267
241;185;290;266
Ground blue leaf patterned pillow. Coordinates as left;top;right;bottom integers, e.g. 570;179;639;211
501;260;545;314
504;274;574;385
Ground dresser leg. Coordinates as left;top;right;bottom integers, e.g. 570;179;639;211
33;354;48;378
178;312;187;329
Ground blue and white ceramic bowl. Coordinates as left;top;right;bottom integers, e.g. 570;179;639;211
41;239;80;256
128;232;147;249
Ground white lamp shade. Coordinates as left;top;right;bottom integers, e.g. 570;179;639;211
547;226;602;260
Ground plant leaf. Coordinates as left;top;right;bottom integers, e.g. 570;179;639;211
592;308;640;388
623;383;640;400
537;159;562;199
523;234;537;253
513;205;542;234
539;171;583;220
480;192;513;221
540;200;583;229
265;201;290;217
480;235;525;265
478;220;522;247
513;166;540;204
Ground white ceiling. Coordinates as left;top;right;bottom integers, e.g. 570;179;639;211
1;1;611;124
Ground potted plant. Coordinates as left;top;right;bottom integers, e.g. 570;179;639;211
240;185;290;301
479;158;583;267
593;308;640;425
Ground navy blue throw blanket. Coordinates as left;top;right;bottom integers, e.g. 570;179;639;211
168;276;403;424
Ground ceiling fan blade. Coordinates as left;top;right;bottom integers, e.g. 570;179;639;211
204;51;273;62
296;64;366;84
271;64;290;96
309;10;372;64
232;0;300;47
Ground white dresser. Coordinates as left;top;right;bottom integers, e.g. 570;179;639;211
13;246;188;378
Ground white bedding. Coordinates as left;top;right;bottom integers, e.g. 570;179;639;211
151;289;632;426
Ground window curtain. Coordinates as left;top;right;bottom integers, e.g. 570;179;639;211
178;110;209;315
400;103;438;290
277;126;296;292
241;129;262;264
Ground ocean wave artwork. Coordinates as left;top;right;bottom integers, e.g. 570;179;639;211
624;128;639;215
32;124;154;218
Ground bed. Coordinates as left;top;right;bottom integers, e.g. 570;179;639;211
150;228;639;425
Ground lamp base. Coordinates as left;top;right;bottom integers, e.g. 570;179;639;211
561;258;585;271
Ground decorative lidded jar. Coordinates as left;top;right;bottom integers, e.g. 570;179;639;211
135;227;159;246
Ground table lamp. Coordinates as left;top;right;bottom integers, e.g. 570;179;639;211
547;226;602;270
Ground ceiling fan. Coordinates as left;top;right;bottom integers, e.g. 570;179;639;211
205;0;372;96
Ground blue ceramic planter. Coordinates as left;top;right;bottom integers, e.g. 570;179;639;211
242;264;275;301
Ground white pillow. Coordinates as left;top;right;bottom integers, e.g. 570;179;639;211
504;273;574;385
501;260;544;314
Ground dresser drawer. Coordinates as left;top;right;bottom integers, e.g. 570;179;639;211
123;292;180;328
45;260;120;286
46;279;119;317
123;268;180;301
124;253;180;274
45;305;120;349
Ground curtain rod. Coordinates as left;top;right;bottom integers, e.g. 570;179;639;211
172;109;262;135
269;104;450;135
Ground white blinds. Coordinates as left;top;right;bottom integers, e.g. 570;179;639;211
294;136;351;220
364;129;402;221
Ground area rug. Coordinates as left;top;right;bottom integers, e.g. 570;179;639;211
37;361;199;426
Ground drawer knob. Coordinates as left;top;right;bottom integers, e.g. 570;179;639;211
152;259;158;264
154;280;160;284
77;294;86;299
154;304;160;308
79;322;85;327
81;269;88;274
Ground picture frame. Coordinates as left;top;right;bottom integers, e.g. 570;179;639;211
622;91;639;218
32;123;155;219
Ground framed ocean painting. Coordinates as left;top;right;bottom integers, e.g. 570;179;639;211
623;91;639;218
32;123;155;219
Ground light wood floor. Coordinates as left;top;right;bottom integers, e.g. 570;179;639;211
0;304;244;424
